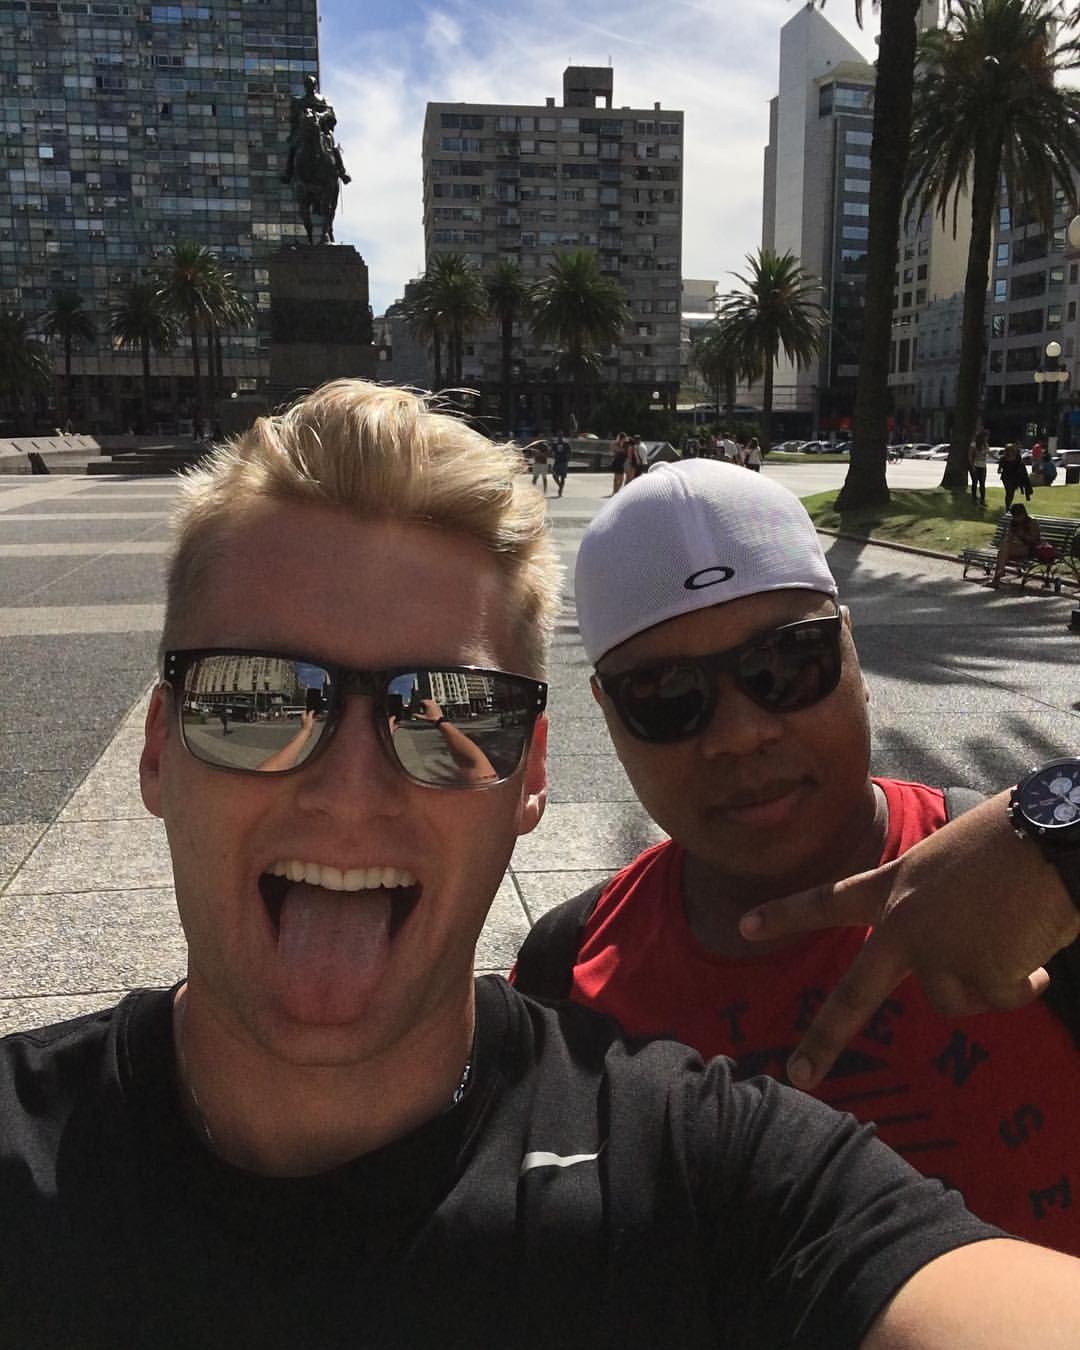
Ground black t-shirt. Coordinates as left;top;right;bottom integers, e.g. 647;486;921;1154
0;976;999;1349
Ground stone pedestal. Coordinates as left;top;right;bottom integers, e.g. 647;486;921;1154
269;245;376;401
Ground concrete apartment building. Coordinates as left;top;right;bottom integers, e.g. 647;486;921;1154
0;0;317;433
762;2;967;442
983;180;1080;447
421;67;684;432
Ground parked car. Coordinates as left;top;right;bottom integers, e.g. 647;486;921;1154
908;443;936;459
798;440;832;454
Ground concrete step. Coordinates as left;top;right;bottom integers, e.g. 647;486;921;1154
86;450;208;476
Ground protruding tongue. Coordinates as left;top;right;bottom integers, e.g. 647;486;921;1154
276;882;392;1020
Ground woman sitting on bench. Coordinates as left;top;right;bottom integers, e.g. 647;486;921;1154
992;502;1042;587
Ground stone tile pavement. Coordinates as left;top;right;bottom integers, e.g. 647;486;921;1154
1;470;1078;1035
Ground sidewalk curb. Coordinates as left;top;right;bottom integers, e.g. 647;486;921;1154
814;527;960;565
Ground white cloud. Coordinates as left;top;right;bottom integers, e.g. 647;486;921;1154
320;0;878;312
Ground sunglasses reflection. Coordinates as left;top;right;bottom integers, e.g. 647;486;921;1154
390;697;499;785
178;656;529;785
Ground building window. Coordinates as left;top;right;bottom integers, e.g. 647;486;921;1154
991;314;1006;337
917;264;928;281
844;154;871;170
998;206;1011;229
845;129;873;146
993;278;1008;302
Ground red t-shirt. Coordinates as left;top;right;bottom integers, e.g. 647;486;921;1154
566;778;1079;1254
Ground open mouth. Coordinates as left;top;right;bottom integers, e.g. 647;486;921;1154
258;862;422;939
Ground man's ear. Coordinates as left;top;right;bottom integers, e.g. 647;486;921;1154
139;685;170;819
515;714;548;837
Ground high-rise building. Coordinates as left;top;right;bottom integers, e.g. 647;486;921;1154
983;177;1080;446
762;1;968;442
761;5;875;437
0;0;318;432
421;67;683;432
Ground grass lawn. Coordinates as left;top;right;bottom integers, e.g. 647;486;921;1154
801;485;1080;556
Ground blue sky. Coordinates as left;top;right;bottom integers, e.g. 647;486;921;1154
315;0;877;314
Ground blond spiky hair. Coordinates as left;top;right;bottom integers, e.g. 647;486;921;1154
162;380;562;675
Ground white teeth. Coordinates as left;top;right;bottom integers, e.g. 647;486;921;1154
269;861;418;893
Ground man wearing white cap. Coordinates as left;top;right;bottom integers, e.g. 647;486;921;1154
515;460;1080;1255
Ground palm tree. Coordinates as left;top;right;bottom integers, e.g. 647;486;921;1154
529;250;629;430
715;249;829;455
485;259;530;435
40;291;96;428
819;0;924;511
907;0;1080;489
690;321;743;425
110;282;179;432
426;253;488;388
202;260;253;408
0;312;52;431
404;273;444;391
157;241;220;437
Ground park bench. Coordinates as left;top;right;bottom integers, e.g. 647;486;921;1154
961;513;1080;590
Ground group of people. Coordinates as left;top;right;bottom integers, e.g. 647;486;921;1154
3;378;1080;1346
969;433;1058;510
965;432;1058;585
528;432;571;496
683;429;764;470
608;430;649;493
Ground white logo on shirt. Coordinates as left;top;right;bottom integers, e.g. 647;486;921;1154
519;1148;603;1175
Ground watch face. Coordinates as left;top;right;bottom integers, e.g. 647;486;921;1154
1020;760;1080;830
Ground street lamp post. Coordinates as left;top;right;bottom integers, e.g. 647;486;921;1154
1034;338;1068;455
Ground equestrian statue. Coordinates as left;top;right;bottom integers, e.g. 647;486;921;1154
282;76;351;245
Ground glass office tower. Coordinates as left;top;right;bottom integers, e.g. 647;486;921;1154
0;0;317;431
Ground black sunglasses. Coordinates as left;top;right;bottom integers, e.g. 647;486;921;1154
163;649;547;790
593;605;843;744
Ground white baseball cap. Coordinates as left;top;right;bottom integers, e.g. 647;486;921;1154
575;460;838;663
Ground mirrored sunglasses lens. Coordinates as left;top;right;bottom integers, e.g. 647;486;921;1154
179;655;332;772
384;669;536;786
617;665;711;741
738;624;839;711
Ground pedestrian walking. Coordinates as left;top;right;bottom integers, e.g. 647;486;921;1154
610;431;628;494
529;440;549;494
551;432;570;497
743;436;763;471
997;443;1031;510
968;431;988;506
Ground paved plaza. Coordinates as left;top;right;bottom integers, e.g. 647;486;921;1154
1;466;1078;1036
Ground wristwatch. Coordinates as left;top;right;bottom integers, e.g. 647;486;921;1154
1007;758;1080;908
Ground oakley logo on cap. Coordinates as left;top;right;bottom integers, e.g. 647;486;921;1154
684;566;735;591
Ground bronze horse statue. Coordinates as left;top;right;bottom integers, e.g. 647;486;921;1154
291;109;343;245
